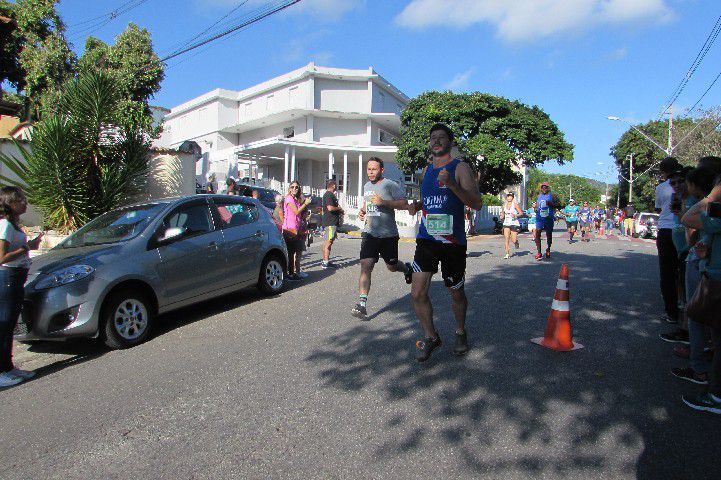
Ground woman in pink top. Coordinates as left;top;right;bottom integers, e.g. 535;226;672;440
283;181;311;280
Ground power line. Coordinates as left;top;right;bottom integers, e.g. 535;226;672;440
68;0;152;42
159;0;302;64
68;0;140;28
657;14;721;119
688;70;721;113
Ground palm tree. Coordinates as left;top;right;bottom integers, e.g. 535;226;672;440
0;71;150;232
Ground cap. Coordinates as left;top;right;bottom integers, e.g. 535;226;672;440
541;182;550;187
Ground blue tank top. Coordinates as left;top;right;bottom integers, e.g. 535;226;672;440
536;192;554;220
417;158;466;245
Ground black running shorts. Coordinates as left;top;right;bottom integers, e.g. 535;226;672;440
412;238;467;289
566;220;578;229
360;233;399;264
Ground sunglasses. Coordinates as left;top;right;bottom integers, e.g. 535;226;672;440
290;185;299;189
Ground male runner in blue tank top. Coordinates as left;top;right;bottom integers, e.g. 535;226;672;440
408;124;483;362
534;182;560;260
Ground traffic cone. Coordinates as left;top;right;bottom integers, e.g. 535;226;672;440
531;264;584;351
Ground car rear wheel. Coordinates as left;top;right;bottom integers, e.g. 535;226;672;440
258;254;285;295
101;289;154;349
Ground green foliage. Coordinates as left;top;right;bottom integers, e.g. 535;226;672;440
0;72;151;232
480;193;502;206
610;109;721;211
527;168;604;206
395;91;573;194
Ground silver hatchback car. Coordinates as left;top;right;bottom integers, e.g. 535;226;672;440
15;195;287;348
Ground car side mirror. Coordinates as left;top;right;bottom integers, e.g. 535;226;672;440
157;227;186;245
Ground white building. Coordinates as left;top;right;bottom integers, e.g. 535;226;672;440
156;63;410;207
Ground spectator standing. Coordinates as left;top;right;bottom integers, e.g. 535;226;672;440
272;194;284;227
0;187;43;387
655;157;682;323
605;206;615;234
282;182;311;281
623;203;636;237
321;179;343;269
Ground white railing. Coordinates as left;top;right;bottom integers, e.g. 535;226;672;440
475;205;502;229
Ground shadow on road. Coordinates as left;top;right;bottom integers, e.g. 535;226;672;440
305;247;721;479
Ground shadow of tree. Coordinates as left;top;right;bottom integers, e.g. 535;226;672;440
305;248;721;478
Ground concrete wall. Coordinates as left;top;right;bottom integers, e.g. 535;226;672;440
371;82;405;115
314;118;367;146
314;78;368;112
239;78;309;123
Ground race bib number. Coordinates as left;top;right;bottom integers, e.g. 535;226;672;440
540;207;550;218
365;194;381;217
425;214;453;235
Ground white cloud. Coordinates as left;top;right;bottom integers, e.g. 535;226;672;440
607;46;628;60
395;0;673;41
443;68;475;90
200;0;362;20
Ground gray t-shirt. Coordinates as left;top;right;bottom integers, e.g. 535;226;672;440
362;178;406;238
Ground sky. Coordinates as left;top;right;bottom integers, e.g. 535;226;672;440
56;0;721;184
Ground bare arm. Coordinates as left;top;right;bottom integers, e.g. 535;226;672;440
0;234;41;264
682;184;721;230
286;199;310;215
445;162;482;210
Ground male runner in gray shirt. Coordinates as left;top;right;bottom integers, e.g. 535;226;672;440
351;157;414;320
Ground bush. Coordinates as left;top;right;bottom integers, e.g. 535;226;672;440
481;193;502;206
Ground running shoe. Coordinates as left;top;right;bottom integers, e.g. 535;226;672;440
286;273;301;281
545;249;551;259
535;253;543;261
682;392;721;415
659;330;689;344
321;262;338;270
568;239;573;244
671;367;709;385
0;372;23;387
351;304;368;320
7;368;35;380
453;331;469;355
503;253;510;259
672;345;689;359
416;335;442;362
403;262;413;285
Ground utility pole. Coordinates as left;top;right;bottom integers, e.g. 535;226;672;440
628;154;634;203
668;104;673;154
569;183;572;201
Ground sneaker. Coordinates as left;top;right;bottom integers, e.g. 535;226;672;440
682;392;721;415
0;372;23;388
296;272;309;279
454;331;469;355
514;240;519;249
671;367;709;385
568;239;573;244
321;262;338;269
545;249;551;259
7;368;35;380
351;304;368;320
535;253;543;261
672;345;690;359
503;253;510;259
659;330;689;345
416;335;442;362
403;262;413;285
286;273;301;281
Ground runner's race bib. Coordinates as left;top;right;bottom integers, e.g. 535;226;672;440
425;214;453;235
539;200;550;218
365;193;381;217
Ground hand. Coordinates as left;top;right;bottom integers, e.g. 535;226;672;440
358;209;366;220
437;168;455;188
304;198;311;206
28;233;43;250
694;241;708;258
407;200;421;215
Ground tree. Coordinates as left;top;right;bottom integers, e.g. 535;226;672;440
609;110;721;211
0;0;75;119
526;168;604;206
395;91;574;194
0;72;151;232
78;24;165;131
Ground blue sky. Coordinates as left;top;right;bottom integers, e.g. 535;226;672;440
57;0;721;183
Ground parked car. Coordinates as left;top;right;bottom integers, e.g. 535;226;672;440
15;195;287;349
235;184;280;210
633;212;659;239
306;195;345;232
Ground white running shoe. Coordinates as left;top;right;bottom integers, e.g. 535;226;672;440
0;371;24;387
8;368;36;380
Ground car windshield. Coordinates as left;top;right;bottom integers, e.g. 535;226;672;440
258;189;278;203
56;203;168;249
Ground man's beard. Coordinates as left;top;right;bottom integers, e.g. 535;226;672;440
431;144;451;157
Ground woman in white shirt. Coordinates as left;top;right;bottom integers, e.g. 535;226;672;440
0;187;43;387
499;192;524;259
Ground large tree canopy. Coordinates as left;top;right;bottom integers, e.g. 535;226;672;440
395;91;574;194
610;109;721;211
527;168;604;206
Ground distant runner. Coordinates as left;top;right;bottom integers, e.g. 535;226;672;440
578;201;593;242
409;124;482;362
526;201;537;235
562;199;581;243
500;192;523;259
351;157;413;320
534;182;560;260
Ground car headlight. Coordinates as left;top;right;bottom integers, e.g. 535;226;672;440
35;265;95;290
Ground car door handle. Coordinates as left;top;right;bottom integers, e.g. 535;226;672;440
253;230;263;237
208;241;219;250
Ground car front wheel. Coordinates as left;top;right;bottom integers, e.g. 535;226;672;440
101;290;154;349
258;254;285;295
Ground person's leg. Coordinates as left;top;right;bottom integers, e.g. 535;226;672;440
448;286;467;333
0;268;19;372
710;326;721;398
686;259;708;374
511;228;519;249
322;227;336;265
503;227;511;255
546;227;553;252
657;229;679;321
534;226;542;254
358;258;375;297
411;272;435;338
294;244;302;274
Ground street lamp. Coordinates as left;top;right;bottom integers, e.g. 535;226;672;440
607;116;671;155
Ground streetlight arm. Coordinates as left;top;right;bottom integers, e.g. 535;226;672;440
608;115;670;155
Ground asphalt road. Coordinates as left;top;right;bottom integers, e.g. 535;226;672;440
1;229;719;480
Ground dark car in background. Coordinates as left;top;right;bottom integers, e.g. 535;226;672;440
236;184;280;210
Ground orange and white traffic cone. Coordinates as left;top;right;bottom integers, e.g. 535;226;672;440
531;264;584;351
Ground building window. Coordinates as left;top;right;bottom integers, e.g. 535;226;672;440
378;129;395;145
266;95;274;111
404;173;415;184
283;126;295;138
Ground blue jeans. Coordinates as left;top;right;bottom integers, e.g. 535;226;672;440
605;219;614;232
686;258;709;373
0;267;27;372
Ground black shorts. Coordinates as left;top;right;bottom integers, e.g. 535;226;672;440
566;220;578;229
360;233;399;264
412;238;467;289
283;232;304;254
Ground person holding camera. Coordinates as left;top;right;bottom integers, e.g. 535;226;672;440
655;157;683;324
0;187;43;387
